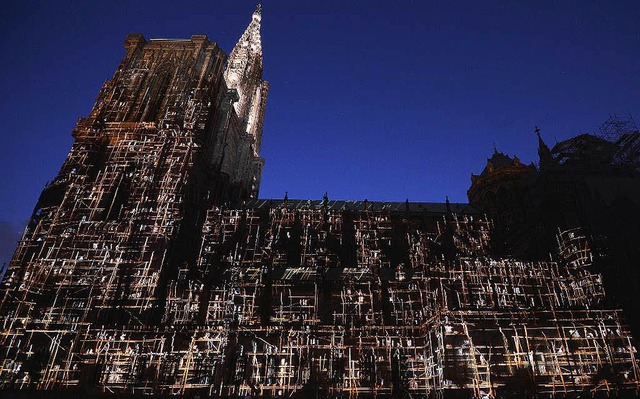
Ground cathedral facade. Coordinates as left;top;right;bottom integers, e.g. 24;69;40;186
0;7;639;398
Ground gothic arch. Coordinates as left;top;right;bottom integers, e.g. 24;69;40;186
141;60;176;122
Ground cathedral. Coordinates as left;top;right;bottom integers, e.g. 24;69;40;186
0;6;639;398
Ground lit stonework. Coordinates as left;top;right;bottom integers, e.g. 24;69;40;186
0;7;638;399
224;5;269;162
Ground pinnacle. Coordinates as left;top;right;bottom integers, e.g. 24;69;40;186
234;4;262;56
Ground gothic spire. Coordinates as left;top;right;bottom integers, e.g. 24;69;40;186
226;4;263;78
536;126;556;170
224;4;269;159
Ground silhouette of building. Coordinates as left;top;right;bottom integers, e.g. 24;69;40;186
469;122;640;342
0;7;639;398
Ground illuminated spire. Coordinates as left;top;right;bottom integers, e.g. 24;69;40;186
224;5;270;198
226;4;263;79
224;4;267;132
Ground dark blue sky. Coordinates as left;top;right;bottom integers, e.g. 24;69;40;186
1;0;639;234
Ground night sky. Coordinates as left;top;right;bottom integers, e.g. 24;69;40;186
1;1;639;264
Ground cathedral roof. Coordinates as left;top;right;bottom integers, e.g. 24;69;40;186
487;151;515;170
477;150;529;177
551;133;618;166
245;199;480;214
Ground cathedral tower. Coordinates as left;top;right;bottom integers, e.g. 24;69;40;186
0;8;269;390
225;4;269;197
